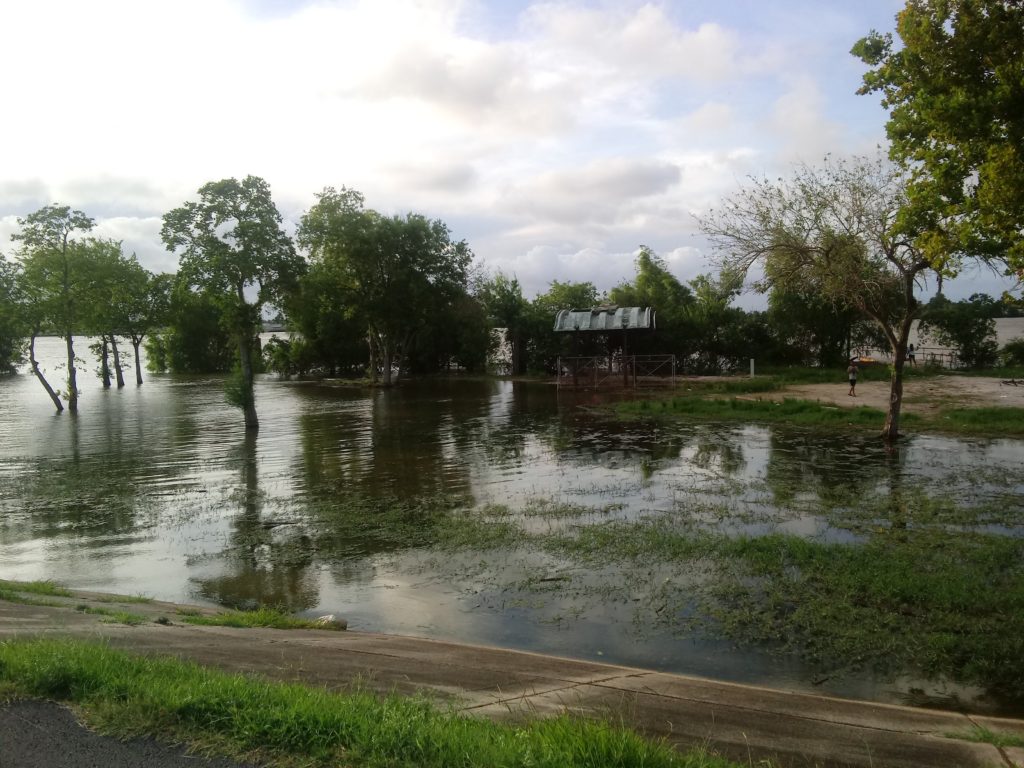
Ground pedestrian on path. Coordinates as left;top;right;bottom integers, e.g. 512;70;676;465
847;358;859;396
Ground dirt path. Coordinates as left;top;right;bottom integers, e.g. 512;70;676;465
766;375;1024;415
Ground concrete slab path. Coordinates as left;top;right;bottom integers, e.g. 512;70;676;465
2;589;1023;768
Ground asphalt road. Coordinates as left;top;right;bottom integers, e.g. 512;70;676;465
0;700;251;768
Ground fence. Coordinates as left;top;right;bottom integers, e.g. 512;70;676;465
556;354;676;390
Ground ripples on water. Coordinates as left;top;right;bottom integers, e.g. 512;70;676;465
2;336;1023;714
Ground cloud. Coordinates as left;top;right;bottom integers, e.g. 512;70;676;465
503;158;681;225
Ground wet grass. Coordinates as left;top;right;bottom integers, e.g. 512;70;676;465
0;638;742;768
0;579;72;598
178;606;342;631
622;395;898;429
426;499;1024;709
947;725;1024;749
934;406;1024;435
74;605;149;626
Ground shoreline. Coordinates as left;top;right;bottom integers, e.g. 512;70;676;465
3;583;1023;767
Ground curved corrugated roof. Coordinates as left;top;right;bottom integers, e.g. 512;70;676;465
553;306;654;332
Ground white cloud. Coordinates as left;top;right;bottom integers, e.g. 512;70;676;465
0;0;1012;302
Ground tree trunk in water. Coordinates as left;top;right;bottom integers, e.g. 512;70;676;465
99;337;111;389
65;334;78;413
882;363;904;442
381;344;393;386
238;334;259;431
30;334;64;413
132;337;144;385
367;331;379;384
111;336;125;388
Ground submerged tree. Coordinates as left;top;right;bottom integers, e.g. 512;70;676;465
298;187;473;386
162;176;303;430
12;205;96;413
0;253;26;375
701;156;956;441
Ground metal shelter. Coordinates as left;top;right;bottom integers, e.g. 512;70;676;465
552;306;674;390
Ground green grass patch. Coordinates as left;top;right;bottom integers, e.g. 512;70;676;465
0;638;740;768
74;605;149;626
93;593;153;604
946;725;1024;749
934;406;1024;435
0;579;72;598
456;509;1024;707
178;606;340;631
621;395;896;429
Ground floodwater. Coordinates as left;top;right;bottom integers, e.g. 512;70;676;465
2;337;1023;714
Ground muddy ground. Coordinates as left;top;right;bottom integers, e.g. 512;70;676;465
763;375;1024;415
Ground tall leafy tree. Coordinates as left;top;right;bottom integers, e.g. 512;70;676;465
11;204;96;413
919;293;1000;368
121;270;172;385
853;0;1024;275
525;280;600;373
298;187;473;385
477;272;529;375
609;246;695;359
161;176;303;430
0;253;26;375
701;156;951;441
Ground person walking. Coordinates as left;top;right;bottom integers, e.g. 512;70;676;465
847;358;859;397
908;343;916;366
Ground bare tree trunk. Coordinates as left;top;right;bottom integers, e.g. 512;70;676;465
367;330;379;384
65;333;78;412
30;333;64;412
98;336;112;389
238;332;259;432
882;370;903;441
111;335;125;388
131;336;144;385
381;343;393;386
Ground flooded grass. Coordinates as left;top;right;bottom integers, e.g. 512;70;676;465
0;579;72;598
179;606;344;631
417;496;1024;710
621;395;896;429
0;638;742;768
74;604;149;626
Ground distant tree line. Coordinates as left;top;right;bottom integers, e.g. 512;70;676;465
1;184;1021;432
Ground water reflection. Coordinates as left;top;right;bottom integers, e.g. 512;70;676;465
2;345;1023;714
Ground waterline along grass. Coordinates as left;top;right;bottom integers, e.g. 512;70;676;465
0;639;742;768
620;395;895;429
178;606;342;631
0;579;72;598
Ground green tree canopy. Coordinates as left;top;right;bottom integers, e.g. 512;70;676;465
11;204;96;413
298;186;474;385
701;155;947;440
853;0;1024;274
162;176;303;430
0;253;26;375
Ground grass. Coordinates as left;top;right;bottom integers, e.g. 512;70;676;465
425;501;1024;708
178;606;342;631
621;395;902;429
0;638;742;768
947;725;1024;749
74;605;149;626
934;406;1024;435
0;579;72;598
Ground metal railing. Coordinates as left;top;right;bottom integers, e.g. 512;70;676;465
556;354;676;390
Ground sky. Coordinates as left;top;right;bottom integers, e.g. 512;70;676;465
0;0;1016;307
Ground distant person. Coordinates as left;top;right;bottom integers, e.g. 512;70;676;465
847;358;859;397
908;343;916;366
